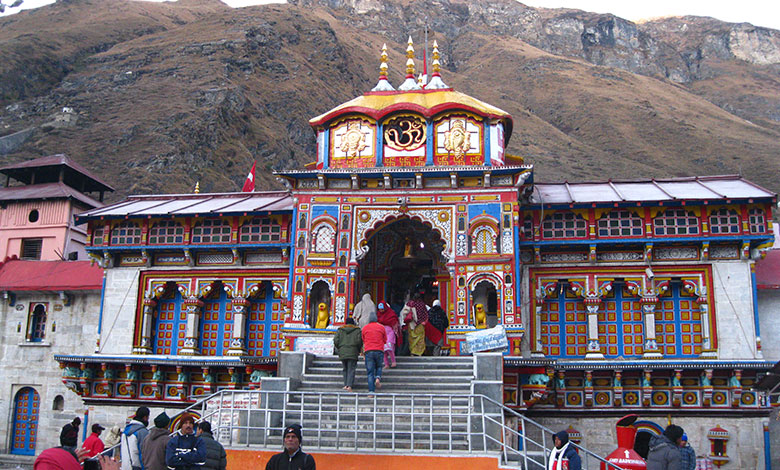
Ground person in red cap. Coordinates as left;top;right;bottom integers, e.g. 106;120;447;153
82;423;106;457
264;424;315;470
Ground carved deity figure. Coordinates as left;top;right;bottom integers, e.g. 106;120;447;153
443;119;471;159
315;302;329;329
339;121;367;157
473;303;487;329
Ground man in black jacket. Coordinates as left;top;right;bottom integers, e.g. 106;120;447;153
197;421;226;470
264;424;315;470
165;413;206;470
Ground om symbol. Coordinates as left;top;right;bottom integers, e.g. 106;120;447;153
384;117;426;151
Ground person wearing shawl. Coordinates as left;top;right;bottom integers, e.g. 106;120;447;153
548;430;581;470
352;293;376;329
377;301;400;367
402;292;429;356
425;299;449;356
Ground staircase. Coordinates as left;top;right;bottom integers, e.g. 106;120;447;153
299;355;475;395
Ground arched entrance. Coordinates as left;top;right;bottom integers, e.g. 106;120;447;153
471;280;499;328
358;218;449;308
308;280;332;328
11;387;40;455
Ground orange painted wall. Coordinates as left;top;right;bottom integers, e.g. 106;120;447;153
226;448;500;470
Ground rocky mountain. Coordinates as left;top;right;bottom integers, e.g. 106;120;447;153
1;0;779;200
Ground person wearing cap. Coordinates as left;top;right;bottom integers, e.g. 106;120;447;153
142;412;172;470
646;424;683;470
548;430;581;470
82;423;106;457
264;424;315;470
679;433;696;470
165;413;206;470
333;317;362;392
59;417;81;451
196;421;226;470
121;406;150;470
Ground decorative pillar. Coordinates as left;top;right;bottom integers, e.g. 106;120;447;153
555;371;566;408
583;370;594;407
175;366;189;401
729;369;742;407
532;287;544;357
697;297;717;358
150;365;163;399
641;369;652;407
179;297;204;355
702;368;713;406
641;297;662;359
135;297;157;354
227;297;249;355
202;367;214;394
613;370;623;406
584;298;604;360
672;369;683;407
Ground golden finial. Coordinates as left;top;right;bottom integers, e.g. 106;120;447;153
405;36;416;77
380;43;389;78
194;181;200;194
432;40;441;74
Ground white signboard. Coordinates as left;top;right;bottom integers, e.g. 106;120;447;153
464;325;508;354
294;336;334;355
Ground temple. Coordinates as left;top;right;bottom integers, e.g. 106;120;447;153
49;40;778;466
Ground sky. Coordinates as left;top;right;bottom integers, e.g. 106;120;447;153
520;0;780;30
1;0;779;31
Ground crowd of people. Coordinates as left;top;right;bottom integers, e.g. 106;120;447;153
548;425;698;470
333;290;450;394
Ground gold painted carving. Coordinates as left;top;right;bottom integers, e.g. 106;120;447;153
443;119;471;158
384;116;426;151
340;121;367;157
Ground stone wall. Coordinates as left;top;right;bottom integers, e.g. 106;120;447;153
711;261;759;359
0;291;101;454
534;415;770;470
98;267;142;355
757;289;780;361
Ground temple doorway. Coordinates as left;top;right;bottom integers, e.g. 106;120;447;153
357;218;449;310
471;280;499;328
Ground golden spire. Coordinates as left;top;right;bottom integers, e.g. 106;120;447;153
380;43;389;78
371;43;395;91
426;39;449;89
194;181;200;194
405;36;416;77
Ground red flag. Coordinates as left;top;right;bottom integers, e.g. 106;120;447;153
242;161;256;192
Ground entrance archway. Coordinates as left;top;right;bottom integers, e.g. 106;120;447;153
471;280;499;328
308;280;331;328
358;218;449;309
11;387;40;455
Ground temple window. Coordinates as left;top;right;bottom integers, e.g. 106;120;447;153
240;217;282;243
192;219;231;244
541;212;587;239
709;208;740;234
522;216;534;239
153;290;186;355
654;282;702;358
148;220;184;245
110;221;142;245
27;303;47;342
539;283;587;358
311;223;336;253
597;210;643;237
199;288;233;356
598;285;643;358
91;226;106;246
471;225;497;254
748;208;767;234
653;209;699;236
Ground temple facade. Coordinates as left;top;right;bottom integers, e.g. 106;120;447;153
52;40;778;467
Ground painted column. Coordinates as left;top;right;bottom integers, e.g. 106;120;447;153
227;297;249;356
584;299;604;360
531;288;544;357
135;298;157;354
763;419;772;470
179;297;204;355
697;298;717;358
641;297;663;359
751;262;764;358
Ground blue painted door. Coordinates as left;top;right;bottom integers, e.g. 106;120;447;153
247;284;284;357
153;292;185;355
11;387;39;455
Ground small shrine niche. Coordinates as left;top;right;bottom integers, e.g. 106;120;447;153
707;425;730;467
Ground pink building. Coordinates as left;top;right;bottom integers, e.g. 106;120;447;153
0;155;112;261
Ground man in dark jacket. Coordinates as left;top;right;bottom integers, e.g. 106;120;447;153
197;421;226;470
547;430;581;470
165;413;206;470
265;424;315;470
646;424;683;470
59;417;81;451
679;433;696;470
333;317;362;392
142;412;171;470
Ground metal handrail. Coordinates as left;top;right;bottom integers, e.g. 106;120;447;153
189;388;626;470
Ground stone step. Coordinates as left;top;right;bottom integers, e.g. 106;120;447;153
305;366;474;376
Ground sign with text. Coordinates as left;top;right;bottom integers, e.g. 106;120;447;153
294;336;334;355
464;325;508;354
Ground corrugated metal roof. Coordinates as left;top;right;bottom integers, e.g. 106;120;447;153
77;191;294;221
0;260;103;291
0;154;114;192
531;176;776;205
0;182;103;208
